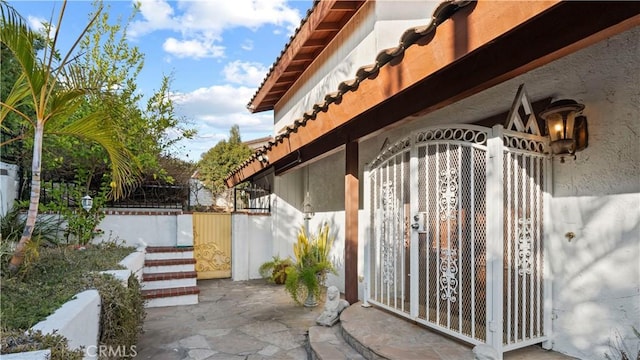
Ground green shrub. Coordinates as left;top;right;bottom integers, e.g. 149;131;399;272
284;223;336;305
0;328;84;360
259;255;294;284
0;244;145;358
92;273;146;359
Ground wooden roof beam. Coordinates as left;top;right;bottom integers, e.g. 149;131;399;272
248;0;365;113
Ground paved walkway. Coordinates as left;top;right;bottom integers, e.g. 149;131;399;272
136;279;324;359
136;279;576;360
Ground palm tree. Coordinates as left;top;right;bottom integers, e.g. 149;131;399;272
0;1;139;273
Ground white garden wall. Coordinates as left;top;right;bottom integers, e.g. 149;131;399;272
93;210;192;248
30;249;144;360
231;212;273;281
0;161;19;217
31;290;101;360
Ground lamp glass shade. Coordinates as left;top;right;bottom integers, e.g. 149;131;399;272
303;192;314;219
540;99;585;156
546;113;565;142
81;195;93;212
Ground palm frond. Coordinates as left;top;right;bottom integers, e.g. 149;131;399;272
0;73;38;125
0;2;46;110
53;111;140;199
46;3;103;103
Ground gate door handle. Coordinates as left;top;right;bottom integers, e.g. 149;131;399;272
412;212;427;232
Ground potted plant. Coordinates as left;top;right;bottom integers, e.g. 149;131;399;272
259;255;294;284
284;222;336;307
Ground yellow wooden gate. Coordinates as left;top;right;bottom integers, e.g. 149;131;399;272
193;212;232;279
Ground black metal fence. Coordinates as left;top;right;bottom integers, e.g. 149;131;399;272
21;181;190;210
20;179;273;212
106;184;189;209
234;185;271;213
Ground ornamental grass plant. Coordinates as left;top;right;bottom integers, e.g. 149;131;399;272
284;222;336;306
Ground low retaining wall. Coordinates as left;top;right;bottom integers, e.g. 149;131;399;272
95;210;193;248
31;290;101;360
100;249;145;284
28;249;144;360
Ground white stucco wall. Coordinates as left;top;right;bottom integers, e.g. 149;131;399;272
0;161;19;217
176;214;194;247
29;250;142;359
94;213;180;247
275;1;440;133
231;212;273;281
32;290;101;360
269;11;639;360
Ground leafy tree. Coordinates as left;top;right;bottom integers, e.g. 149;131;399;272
0;0;139;272
198;125;252;196
0;38;43;165
38;1;195;187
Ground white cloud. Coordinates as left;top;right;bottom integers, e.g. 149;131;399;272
241;39;254;51
222;61;267;87
128;0;176;38
170;84;274;160
172;84;272;135
163;37;225;59
129;0;301;59
27;16;55;40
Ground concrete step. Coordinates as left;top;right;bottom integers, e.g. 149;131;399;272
142;271;197;290
340;303;474;360
145;246;194;261
142;286;200;308
143;258;196;274
308;325;366;360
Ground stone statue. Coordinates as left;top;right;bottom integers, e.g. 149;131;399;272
472;344;498;360
316;286;350;327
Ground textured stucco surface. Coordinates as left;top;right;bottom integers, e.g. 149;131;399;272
267;8;639;360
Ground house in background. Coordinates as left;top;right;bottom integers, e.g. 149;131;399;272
190;136;274;211
226;1;639;359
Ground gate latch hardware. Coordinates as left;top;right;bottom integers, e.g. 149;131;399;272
411;212;428;233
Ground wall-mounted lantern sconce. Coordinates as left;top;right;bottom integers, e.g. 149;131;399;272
81;195;93;212
257;153;269;164
539;99;588;162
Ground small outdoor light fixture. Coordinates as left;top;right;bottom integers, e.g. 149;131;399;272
81;195;93;212
257;152;269;164
303;192;314;220
539;99;588;162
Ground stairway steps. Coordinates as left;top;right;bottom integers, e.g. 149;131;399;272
144;258;197;267
143;271;197;281
142;285;200;299
142;271;197;290
143;258;196;274
146;246;194;253
141;247;199;308
308;325;366;360
145;247;194;260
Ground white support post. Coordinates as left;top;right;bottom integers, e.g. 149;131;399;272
362;165;372;308
486;125;505;358
542;156;554;349
409;140;419;318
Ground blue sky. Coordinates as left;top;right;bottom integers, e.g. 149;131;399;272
8;0;313;161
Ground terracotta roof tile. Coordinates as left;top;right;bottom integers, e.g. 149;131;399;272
228;0;473;182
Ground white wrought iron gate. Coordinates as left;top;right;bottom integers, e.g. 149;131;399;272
365;123;549;356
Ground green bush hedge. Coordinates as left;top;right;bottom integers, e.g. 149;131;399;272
0;246;145;359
